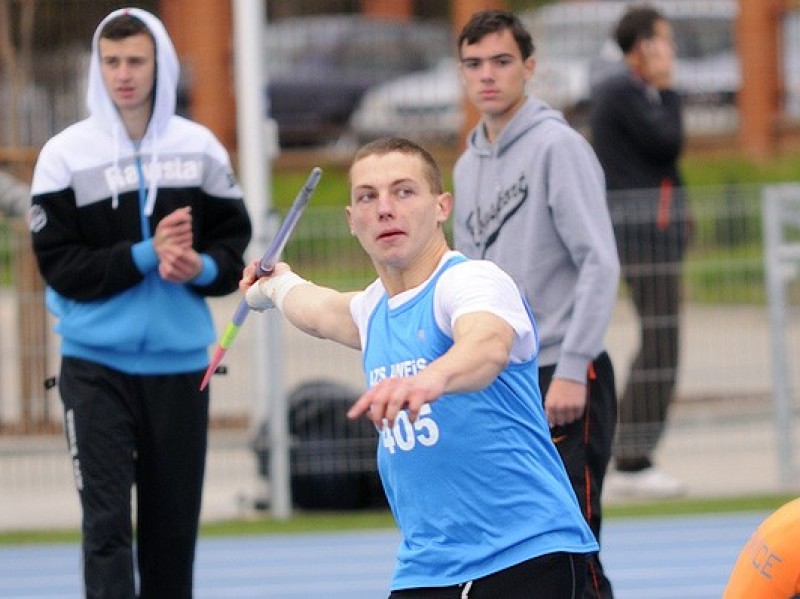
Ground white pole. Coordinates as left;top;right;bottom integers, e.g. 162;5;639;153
232;0;291;519
762;184;799;490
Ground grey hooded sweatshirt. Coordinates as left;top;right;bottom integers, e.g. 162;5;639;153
453;96;619;383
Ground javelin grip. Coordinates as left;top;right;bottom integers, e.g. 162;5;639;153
256;166;322;277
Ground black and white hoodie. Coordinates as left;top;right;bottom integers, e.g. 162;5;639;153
29;7;252;374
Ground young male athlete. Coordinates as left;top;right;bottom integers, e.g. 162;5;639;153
29;8;251;598
242;137;598;598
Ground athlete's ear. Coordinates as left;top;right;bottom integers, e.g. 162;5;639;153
436;192;453;224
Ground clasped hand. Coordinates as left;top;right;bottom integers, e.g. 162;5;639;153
153;206;202;283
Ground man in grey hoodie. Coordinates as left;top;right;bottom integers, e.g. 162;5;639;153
453;10;620;599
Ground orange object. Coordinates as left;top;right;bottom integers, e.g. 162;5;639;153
723;497;800;598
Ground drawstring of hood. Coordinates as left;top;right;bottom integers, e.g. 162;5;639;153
110;122;159;217
111;122;121;210
86;7;178;217
144;136;159;216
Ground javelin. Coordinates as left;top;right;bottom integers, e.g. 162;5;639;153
200;166;323;390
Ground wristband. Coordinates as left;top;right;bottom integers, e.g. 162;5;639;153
259;271;308;312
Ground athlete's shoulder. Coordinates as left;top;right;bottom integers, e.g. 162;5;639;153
439;256;524;315
445;255;513;285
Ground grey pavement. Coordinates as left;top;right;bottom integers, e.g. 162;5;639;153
0;398;793;534
1;297;799;532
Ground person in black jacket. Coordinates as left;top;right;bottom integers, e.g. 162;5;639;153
29;8;251;598
589;5;691;499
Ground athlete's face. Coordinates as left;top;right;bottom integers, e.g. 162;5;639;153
99;32;156;116
346;152;451;273
459;28;534;121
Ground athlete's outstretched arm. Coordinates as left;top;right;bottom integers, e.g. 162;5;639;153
241;261;360;349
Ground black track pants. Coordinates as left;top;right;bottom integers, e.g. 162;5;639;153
59;357;209;599
539;352;617;599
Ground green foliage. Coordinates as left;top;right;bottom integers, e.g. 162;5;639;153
681;152;800;187
684;244;766;304
604;493;797;519
0;219;11;286
272;169;350;210
0;528;80;546
201;510;396;538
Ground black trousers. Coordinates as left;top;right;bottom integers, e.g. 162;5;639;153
614;220;685;470
59;357;209;599
388;552;588;598
540;352;617;599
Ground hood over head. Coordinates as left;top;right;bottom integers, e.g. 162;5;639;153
87;7;178;135
86;8;179;214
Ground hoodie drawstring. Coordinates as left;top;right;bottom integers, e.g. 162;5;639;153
143;134;159;217
111;123;121;210
134;150;150;238
112;127;159;236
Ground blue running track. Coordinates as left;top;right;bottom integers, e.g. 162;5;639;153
0;511;765;599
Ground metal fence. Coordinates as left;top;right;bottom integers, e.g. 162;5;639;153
2;182;800;522
3;1;800;528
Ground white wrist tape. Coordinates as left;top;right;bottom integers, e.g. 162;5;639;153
258;271;308;312
245;280;275;312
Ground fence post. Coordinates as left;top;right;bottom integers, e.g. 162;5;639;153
762;184;800;489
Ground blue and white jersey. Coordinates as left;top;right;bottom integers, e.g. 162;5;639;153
350;251;598;591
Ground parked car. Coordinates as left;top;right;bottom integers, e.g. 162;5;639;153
350;0;741;141
264;15;452;147
522;0;740;132
349;58;464;145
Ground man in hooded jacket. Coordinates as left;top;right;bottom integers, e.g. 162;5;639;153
29;8;251;598
452;10;620;599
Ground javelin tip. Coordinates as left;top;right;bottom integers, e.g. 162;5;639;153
200;346;226;391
